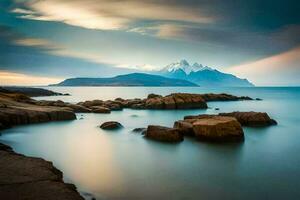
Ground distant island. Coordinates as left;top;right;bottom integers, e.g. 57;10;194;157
52;73;198;87
52;60;254;87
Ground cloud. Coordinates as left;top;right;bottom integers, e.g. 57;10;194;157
11;0;214;30
0;71;62;86
228;46;300;86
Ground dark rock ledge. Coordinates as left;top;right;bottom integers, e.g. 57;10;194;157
0;143;84;200
0;91;83;199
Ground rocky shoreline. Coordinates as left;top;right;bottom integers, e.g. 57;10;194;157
0;89;274;199
0;143;84;200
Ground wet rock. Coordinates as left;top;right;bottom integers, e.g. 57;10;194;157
91;106;111;114
132;128;147;134
199;93;253;101
215;108;220;110
173;120;195;136
0;143;84;200
192;116;244;142
256;98;263;101
67;104;91;113
145;125;183;142
145;97;164;109
147;93;162;99
219;112;277;126
100;121;123;130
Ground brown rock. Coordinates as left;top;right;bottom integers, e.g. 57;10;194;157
219;112;277;126
66;104;91;113
0;144;83;200
91;106;111;114
173;120;195;136
100;121;123;130
145;97;164;109
147;93;162;99
192;116;244;142
145;125;183;142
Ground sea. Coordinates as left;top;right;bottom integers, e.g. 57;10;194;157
1;86;300;200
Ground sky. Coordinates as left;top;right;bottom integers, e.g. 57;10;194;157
0;0;299;86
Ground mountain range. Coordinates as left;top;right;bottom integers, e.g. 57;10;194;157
53;60;254;87
158;60;254;87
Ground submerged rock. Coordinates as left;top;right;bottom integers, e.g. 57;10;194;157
100;121;123;130
132;128;147;134
145;125;183;142
192;116;244;142
218;112;277;126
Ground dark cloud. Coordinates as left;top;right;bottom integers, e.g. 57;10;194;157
0;25;136;77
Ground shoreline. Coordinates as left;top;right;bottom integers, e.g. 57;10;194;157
0;142;84;200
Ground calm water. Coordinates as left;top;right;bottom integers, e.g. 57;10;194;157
1;87;300;200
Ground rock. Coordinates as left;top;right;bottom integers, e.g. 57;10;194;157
219;112;277;126
67;104;91;113
173;120;195;136
0;143;83;200
132;128;147;134
167;93;207;109
256;98;263;101
145;97;164;109
192;116;244;142
147;93;162;99
91;106;111;114
215;108;220;110
162;96;176;109
145;125;183;142
199;93;253;101
100;121;123;130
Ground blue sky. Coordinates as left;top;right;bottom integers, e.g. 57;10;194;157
0;0;300;85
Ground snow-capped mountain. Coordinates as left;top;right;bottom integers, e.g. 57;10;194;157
161;59;213;75
158;59;254;87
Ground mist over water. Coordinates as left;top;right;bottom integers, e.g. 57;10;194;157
1;87;300;199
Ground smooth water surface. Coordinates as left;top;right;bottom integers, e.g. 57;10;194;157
1;87;300;199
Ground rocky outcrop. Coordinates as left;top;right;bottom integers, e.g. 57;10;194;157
75;93;252;111
192;116;244;142
0;86;69;97
145;125;183;142
199;93;253;101
0;143;83;200
100;121;123;130
185;112;277;127
0;92;76;129
218;112;277;126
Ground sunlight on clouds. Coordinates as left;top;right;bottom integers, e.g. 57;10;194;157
228;47;300;86
12;0;213;31
0;71;62;86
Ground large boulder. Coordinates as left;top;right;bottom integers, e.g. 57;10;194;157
100;121;123;130
219;112;277;126
192;116;244;142
145;125;183;142
167;93;207;109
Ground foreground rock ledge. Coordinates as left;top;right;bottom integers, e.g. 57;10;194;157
0;143;83;200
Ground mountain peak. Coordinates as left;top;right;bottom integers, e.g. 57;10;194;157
162;59;213;75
